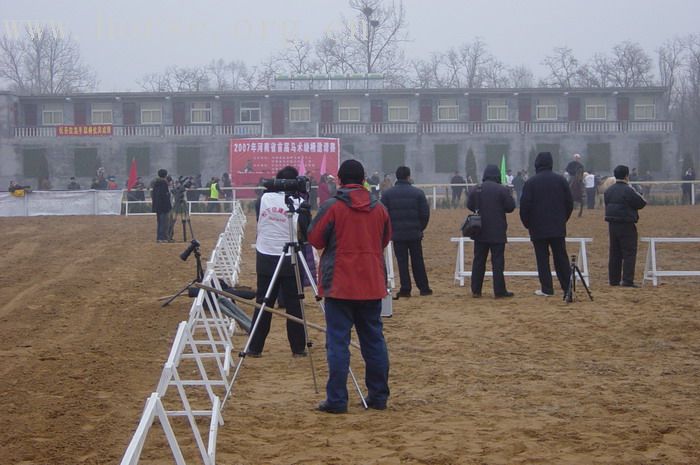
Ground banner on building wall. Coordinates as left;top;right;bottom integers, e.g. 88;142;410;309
57;125;113;136
229;137;340;192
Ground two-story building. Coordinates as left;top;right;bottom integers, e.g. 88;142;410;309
0;81;677;192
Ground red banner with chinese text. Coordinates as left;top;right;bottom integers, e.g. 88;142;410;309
229;137;340;191
56;125;113;136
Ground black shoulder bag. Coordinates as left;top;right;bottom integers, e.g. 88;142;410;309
461;187;482;238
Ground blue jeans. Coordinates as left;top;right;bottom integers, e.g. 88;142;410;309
323;298;389;408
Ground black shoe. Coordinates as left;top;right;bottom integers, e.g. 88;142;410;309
621;283;639;288
495;291;514;298
393;291;411;300
472;292;482;298
419;289;433;296
247;351;262;358
363;398;387;410
609;283;620;286
317;400;347;414
292;351;307;358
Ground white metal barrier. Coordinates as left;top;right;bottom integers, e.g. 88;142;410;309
642;237;700;286
451;237;592;287
121;201;247;465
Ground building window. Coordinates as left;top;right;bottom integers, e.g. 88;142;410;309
388;99;409;121
289;100;311;122
486;99;508;121
338;100;360;122
585;98;607;120
42;103;64;125
437;99;458;121
634;96;655;120
190;102;212;124
240;101;261;123
91;103;113;124
535;98;558;121
140;102;162;125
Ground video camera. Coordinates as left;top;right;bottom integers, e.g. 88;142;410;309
180;239;200;261
262;176;310;194
177;176;194;190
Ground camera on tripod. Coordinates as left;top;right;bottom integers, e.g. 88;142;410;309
261;176;310;194
180;239;200;261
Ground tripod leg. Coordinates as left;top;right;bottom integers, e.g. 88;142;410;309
290;249;319;393
298;250;367;408
161;279;198;307
575;265;594;301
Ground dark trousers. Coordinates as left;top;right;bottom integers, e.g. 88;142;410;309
323;298;389;408
393;239;430;294
471;241;507;295
586;188;596;209
608;222;638;285
156;212;170;240
249;272;306;355
532;237;571;295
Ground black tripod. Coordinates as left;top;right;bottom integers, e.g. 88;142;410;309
225;192;366;407
564;254;593;303
162;240;203;307
169;190;195;243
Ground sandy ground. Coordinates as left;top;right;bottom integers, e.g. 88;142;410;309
1;205;699;465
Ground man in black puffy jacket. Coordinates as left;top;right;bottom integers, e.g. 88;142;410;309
467;165;516;298
604;165;647;287
520;152;573;296
381;166;432;298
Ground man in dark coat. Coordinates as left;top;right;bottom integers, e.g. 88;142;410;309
604;165;647;287
520;152;574;296
467;165;516;298
151;168;172;243
381;166;432;298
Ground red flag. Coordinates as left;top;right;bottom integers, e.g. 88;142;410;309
127;158;138;191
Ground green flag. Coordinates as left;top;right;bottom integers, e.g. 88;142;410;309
500;155;507;184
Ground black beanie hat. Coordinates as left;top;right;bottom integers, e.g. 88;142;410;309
614;165;629;180
337;159;365;185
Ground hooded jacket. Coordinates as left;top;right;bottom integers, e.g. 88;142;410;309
308;184;392;300
380;179;430;241
467;165;515;243
519;152;573;240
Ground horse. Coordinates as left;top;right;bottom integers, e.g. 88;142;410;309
569;169;585;217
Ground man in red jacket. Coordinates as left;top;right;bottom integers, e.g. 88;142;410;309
308;159;392;414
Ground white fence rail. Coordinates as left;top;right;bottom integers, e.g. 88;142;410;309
641;237;700;286
121;204;247;465
0;190;122;216
451;237;592;287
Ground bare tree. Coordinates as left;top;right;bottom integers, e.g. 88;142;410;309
607;41;653;87
542;46;580;88
482;59;508;88
276;39;318;75
445;38;492;88
507;65;534;88
0;25;96;94
657;37;686;112
576;53;611;88
207;59;230;90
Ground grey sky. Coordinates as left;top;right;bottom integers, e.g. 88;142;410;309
1;0;698;91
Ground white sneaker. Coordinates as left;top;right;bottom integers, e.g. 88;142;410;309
534;290;553;297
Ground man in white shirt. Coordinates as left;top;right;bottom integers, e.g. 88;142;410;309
584;171;596;209
248;166;310;357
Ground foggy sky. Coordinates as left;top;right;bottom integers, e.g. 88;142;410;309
1;0;698;91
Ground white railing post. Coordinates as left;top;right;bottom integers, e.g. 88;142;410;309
432;186;437;210
692;183;696;206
